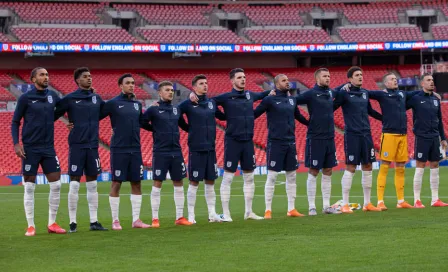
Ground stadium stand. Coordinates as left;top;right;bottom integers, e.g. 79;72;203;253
114;4;212;26
0;87;15;101
0;33;10;42
137;28;244;44
12;70;151;100
11;26;139;43
243;28;332;44
0;1;105;24
338;25;424;42
340;2;414;24
432;24;448;40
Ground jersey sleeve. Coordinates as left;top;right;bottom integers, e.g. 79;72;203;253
254;97;269;119
11;94;28;145
252;90;271;101
294;107;309;126
295;91;309;105
367;101;383;121
332;89;346;111
212;93;227;106
100;100;112;120
139;105;153;132
405;90;421;101
54;96;69;121
215;106;226;121
368;90;384;100
438;101;446;141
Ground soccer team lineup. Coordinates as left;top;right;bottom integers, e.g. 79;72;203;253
12;66;448;237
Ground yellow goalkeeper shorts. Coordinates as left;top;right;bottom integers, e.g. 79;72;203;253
379;133;408;162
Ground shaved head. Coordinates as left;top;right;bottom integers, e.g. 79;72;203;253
274;74;287;85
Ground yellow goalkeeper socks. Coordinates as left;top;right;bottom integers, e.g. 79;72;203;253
395;166;405;202
377;163;389;203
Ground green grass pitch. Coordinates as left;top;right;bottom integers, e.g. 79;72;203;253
1;168;448;272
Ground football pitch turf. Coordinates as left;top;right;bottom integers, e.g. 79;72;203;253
1;168;448;272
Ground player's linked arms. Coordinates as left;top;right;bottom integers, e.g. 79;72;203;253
14;144;26;159
441;140;447;149
67;123;74;131
433;92;441;100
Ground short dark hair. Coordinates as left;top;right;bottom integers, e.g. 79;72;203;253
74;67;90;84
382;72;396;83
230;68;244;79
158;81;173;91
118;73;133;86
420;72;432;81
30;67;46;81
347;66;362;78
192;74;207;86
314;68;329;79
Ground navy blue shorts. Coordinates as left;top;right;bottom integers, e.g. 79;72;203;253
188;150;218;182
111;152;143;182
305;138;337;170
152;152;187;181
344;133;376;165
414;136;442;162
69;147;101;177
224;138;256;172
266;141;298;172
22;147;60;176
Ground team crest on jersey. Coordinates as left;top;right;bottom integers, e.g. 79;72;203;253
208;102;213;109
92;96;97;104
312;160;318;166
398;92;404;98
349;155;354;161
24;164;31;171
226;161;232;168
193;171;198;178
155;170;161;176
246;92;250;100
173;108;177;115
270;161;276;167
418;153;423;158
47;95;53;104
384;152;388;157
289;98;294;105
134;103;139;111
115;170;121;177
362;93;366;100
434;100;438;106
71;165;77;172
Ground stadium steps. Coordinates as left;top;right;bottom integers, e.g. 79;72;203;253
5;33;19;42
330;34;343;43
423;32;434;40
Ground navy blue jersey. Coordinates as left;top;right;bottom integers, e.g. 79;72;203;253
333;85;382;135
54;88;104;148
407;91;446;140
295;84;341;140
254;89;309;143
369;89;419;134
100;93;151;153
143;100;189;153
214;89;270;141
11;87;61;149
178;94;225;152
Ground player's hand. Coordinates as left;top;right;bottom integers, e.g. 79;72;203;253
151;101;159;106
287;91;291;96
91;87;96;93
189;92;199;104
342;83;351;92
441;140;447;149
269;89;276;96
382;89;388;93
66;123;74;131
14;144;26;159
434;92;441;100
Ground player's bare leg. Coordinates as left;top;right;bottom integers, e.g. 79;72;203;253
428;161;448;207
109;181;122;230
307;168;319;216
360;164;381;212
204;180;221;222
46;172;66;234
187;180;199;223
24;176;36;236
220;170;235;222
321;168;340;214
341;165;355;214
173;180;191;226
151;180;162;227
243;170;263;220
130;182;150;228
